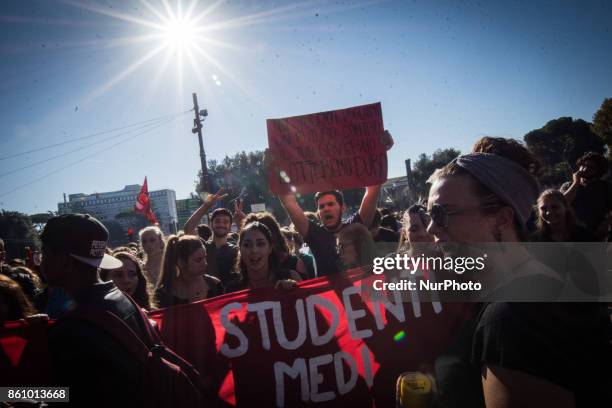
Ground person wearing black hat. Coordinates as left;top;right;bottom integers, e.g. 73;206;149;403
41;214;144;407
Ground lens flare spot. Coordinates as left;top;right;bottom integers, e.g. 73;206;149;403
279;170;291;183
393;330;406;342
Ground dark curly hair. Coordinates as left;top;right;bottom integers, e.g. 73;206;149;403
472;136;541;176
576;151;608;178
234;221;283;288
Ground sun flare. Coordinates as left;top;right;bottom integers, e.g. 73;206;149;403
163;18;197;49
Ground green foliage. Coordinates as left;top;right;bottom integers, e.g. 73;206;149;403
524;117;604;167
411;148;461;202
105;220;129;246
537;161;573;188
112;209;149;245
593;98;612;149
195;151;367;223
524;116;605;187
0;210;39;260
30;211;57;233
195;150;286;221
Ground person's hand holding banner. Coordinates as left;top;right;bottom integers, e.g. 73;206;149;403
267;103;389;194
381;129;394;151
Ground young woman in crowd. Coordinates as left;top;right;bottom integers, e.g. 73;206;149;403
242;212;308;279
397;204;435;253
533;189;595;242
101;251;156;310
226;221;302;292
281;228;316;279
426;136;610;407
138;226;165;285
0;274;38;325
336;223;378;272
5;265;41;302
155;235;223;308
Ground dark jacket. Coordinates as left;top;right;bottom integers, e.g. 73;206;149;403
48;281;145;407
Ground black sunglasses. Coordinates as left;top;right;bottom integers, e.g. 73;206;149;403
426;203;500;230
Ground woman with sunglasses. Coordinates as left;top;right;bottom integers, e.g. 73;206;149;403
426;137;610;408
336;223;379;272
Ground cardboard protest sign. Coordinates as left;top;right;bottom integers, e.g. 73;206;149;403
267;103;388;194
0;269;469;407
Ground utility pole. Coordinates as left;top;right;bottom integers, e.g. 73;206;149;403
192;92;210;193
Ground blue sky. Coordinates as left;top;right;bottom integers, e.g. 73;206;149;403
1;0;611;214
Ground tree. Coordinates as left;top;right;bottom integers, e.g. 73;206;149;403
105;220;128;246
0;211;40;260
195;150;368;224
196;150;288;222
112;210;150;246
524;117;605;186
524;117;604;167
411;148;461;202
30;211;57;233
593;98;612;150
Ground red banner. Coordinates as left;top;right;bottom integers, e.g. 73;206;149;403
1;270;469;407
267;103;388;194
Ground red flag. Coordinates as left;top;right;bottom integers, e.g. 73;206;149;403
135;177;158;225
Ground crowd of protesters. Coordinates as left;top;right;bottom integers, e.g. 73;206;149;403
1;135;611;407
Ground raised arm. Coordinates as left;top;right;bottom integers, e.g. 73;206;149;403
358;185;382;228
184;189;228;235
278;193;310;238
233;198;247;231
562;170;582;204
358;129;394;227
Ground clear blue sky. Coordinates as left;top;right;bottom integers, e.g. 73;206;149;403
1;0;611;214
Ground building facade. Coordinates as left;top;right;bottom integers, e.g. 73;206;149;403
58;184;178;238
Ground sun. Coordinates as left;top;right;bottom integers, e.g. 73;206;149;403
68;0;362;106
163;18;197;50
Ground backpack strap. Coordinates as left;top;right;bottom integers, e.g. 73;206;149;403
66;291;161;357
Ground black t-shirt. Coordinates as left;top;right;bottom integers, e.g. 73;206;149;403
531;224;597;243
204;240;238;285
304;213;362;276
561;179;612;232
435;302;612;407
155;275;224;308
224;268;292;293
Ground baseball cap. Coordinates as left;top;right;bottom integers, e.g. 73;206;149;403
40;213;122;270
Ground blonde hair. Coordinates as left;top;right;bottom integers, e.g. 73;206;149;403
139;226;165;245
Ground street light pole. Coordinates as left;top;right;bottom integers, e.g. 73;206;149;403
192;92;210;193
